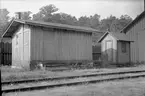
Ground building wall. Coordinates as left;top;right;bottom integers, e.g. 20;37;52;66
126;16;145;63
12;24;31;68
101;34;117;63
117;41;130;63
92;53;101;60
1;38;11;43
30;26;92;63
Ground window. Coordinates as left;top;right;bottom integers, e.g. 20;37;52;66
121;42;126;53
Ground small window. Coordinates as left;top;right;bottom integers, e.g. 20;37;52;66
121;42;126;53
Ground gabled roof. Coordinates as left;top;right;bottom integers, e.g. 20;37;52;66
98;31;133;43
2;19;101;37
121;11;145;33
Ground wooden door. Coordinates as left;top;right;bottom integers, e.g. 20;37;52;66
105;40;113;62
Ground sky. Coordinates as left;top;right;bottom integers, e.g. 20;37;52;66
0;0;144;19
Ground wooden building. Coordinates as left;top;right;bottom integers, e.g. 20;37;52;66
98;32;133;64
2;19;100;69
121;11;145;63
92;44;101;61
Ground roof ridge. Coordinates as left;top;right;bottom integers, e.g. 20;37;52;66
121;11;145;33
15;19;101;32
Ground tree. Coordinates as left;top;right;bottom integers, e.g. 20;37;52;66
110;15;132;32
32;4;132;34
89;14;100;29
0;9;9;37
58;13;77;25
33;12;44;21
99;15;117;32
78;16;90;27
33;4;58;22
119;15;132;28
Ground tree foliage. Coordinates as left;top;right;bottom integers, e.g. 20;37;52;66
0;9;9;37
32;4;132;33
0;4;133;43
33;4;58;22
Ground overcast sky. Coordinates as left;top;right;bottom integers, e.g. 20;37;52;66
0;0;144;19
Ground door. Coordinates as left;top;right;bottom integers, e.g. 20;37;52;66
105;40;113;62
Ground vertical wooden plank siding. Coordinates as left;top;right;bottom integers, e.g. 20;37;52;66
12;25;23;67
0;42;12;65
101;34;117;63
126;17;145;63
23;25;31;68
12;25;31;68
117;42;130;63
31;26;92;62
30;26;44;61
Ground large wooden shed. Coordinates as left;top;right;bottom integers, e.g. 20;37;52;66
121;11;145;63
2;19;99;69
98;32;133;65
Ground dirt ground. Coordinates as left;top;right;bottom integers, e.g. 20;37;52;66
3;77;145;96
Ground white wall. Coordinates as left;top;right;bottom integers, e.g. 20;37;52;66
101;34;117;63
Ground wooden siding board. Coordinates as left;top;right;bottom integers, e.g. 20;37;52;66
31;26;44;61
126;16;145;63
101;34;117;63
31;26;92;63
11;24;31;68
117;42;130;63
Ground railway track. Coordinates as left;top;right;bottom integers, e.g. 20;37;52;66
2;70;145;93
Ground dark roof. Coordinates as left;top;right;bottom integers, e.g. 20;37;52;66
98;31;134;42
92;44;101;53
2;19;101;37
121;11;145;33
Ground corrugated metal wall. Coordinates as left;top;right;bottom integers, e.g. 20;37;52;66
126;17;145;63
30;26;92;62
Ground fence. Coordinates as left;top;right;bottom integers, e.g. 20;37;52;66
0;42;12;66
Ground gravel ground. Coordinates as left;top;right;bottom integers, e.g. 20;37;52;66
2;77;145;96
1;65;145;82
2;72;145;90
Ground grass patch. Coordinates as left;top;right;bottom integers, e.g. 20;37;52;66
1;62;145;82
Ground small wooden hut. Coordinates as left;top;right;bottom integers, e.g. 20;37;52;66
98;32;133;65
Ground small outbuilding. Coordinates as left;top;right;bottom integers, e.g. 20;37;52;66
98;32;133;65
2;19;100;69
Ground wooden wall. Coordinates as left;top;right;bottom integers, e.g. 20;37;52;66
12;24;31;68
126;16;145;63
30;26;92;63
117;41;130;63
101;34;117;63
0;42;12;65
